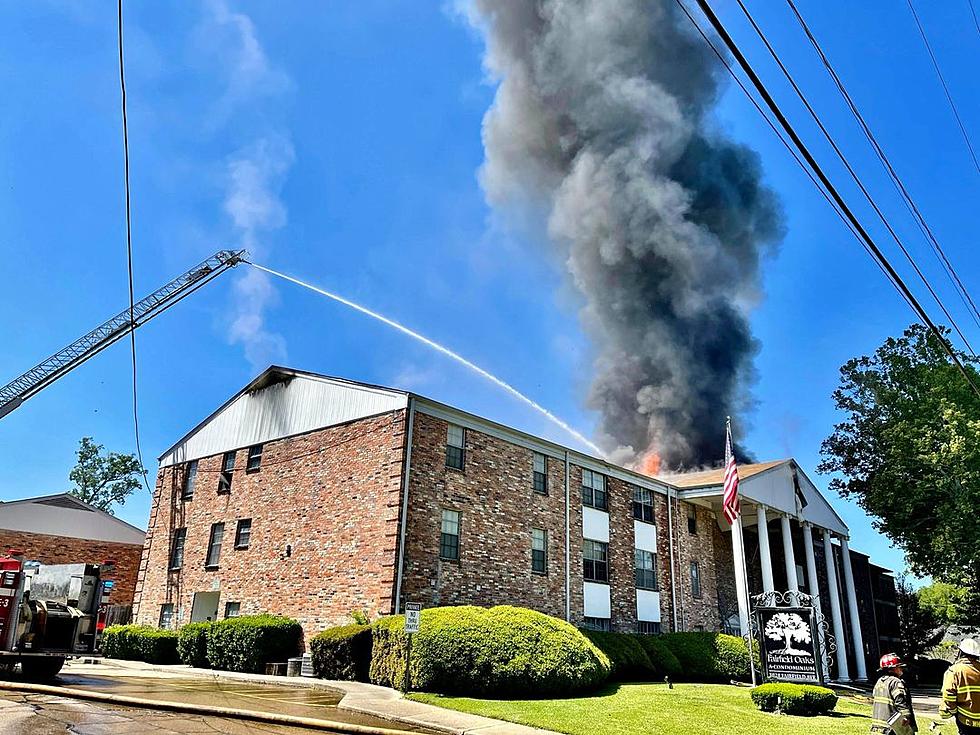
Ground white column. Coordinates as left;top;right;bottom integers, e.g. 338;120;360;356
823;529;850;681
802;522;822;619
757;504;775;592
840;536;868;680
780;514;800;603
730;516;751;637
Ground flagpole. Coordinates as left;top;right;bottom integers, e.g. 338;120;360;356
726;417;757;686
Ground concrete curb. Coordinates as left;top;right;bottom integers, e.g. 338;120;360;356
0;679;416;735
85;659;557;734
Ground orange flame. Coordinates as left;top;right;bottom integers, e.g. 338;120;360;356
637;450;661;477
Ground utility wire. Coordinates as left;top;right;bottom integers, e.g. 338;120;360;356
117;0;151;493
731;0;977;358
785;0;980;335
969;0;980;40
687;0;980;399
907;0;980;176
672;0;908;306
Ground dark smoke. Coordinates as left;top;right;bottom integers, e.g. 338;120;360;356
468;0;783;468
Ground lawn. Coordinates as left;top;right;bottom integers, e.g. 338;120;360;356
410;682;875;735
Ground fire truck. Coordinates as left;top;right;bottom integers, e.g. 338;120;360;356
0;251;245;679
0;551;115;679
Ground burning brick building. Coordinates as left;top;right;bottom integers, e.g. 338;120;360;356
133;366;896;681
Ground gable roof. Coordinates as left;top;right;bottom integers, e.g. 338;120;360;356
159;366;409;467
658;459;789;489
0;493;145;545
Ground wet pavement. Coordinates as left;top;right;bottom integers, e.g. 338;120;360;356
0;664;438;734
0;690;349;734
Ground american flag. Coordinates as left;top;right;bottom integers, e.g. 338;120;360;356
722;420;740;523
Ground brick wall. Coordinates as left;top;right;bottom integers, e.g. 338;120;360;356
0;529;142;605
399;411;569;620
133;409;406;643
673;501;722;631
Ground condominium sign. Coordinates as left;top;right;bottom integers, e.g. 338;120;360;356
757;607;822;684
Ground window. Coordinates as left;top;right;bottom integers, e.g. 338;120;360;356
235;519;252;550
182;460;198;500
445;424;465;470
583;539;609;583
582;617;611;632
690;561;702;598
224;602;241;619
582;469;607;510
159;603;174;628
637;621;662;635
246;444;263;473
205;522;225;568
635;549;658;590
687;507;697;534
440;509;461;560
531;528;547;574
532;452;548;494
169;528;186;570
632;486;655;523
218;451;235;493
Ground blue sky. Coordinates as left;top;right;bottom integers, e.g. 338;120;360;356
1;1;978;582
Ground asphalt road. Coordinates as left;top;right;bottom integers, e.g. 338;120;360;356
0;690;344;734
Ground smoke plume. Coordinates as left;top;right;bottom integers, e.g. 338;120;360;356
467;0;783;468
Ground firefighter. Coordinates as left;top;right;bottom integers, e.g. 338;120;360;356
940;638;980;734
872;653;917;734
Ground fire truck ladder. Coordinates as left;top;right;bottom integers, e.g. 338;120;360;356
0;249;245;420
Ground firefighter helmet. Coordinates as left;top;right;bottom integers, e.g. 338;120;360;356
960;638;980;658
879;653;904;670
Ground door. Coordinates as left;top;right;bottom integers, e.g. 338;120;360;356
190;592;220;623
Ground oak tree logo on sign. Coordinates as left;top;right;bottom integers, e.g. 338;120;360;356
764;612;812;656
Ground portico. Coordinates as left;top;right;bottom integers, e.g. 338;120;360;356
662;459;876;681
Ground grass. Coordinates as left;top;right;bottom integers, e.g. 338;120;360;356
409;682;875;735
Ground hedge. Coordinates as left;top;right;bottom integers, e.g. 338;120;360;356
310;624;372;681
634;634;682;679
370;606;611;696
101;625;179;664
751;683;838;716
659;632;760;682
177;622;214;668
205;615;303;674
581;631;654;681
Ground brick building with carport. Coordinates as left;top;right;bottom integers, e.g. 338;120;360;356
132;366;896;681
0;493;145;608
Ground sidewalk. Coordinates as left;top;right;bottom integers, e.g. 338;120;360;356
76;659;558;735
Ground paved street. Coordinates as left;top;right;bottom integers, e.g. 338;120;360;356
0;691;344;734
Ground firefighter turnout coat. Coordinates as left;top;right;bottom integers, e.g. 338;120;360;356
872;673;917;734
942;656;980;730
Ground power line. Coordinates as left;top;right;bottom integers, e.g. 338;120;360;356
117;0;151;493
687;0;980;399
731;0;977;358
672;0;908;306
907;0;980;176
969;0;980;40
785;0;980;335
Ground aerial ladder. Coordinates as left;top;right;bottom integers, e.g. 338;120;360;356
0;249;245;420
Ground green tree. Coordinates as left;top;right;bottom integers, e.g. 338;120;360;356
68;437;145;514
918;582;972;626
895;576;944;658
819;324;980;598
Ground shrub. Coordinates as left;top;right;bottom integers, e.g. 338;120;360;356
634;635;682;679
751;683;838;716
177;622;214;668
310;624;372;681
206;615;303;674
370;606;611;696
580;631;654;681
659;632;759;682
101;625;178;664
